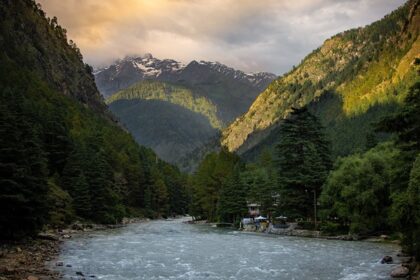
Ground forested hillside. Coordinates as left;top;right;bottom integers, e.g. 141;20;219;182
0;0;188;239
107;81;220;165
222;0;419;158
98;56;276;169
95;56;276;125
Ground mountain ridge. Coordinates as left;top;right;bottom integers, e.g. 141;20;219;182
222;0;420;157
95;54;276;98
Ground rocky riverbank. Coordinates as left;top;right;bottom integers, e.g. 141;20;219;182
0;218;150;280
0;238;61;280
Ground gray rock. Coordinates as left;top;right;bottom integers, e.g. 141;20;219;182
390;265;409;278
37;233;59;241
381;255;393;264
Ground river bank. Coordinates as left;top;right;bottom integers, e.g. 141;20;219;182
0;217;149;280
0;238;60;280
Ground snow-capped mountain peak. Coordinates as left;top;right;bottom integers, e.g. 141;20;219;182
94;54;276;97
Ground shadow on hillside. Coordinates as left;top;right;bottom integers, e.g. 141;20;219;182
242;90;401;161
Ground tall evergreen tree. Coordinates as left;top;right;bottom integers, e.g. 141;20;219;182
43;107;73;175
378;67;420;256
86;148;121;224
72;172;91;218
0;89;49;238
275;107;331;220
217;167;248;224
391;154;420;258
379;61;420;154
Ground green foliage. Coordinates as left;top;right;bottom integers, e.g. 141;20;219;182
379;80;420;152
109;99;218;166
217;168;248;224
241;154;277;219
222;0;418;159
47;176;74;228
0;0;105;112
189;149;241;221
319;221;348;236
320;143;402;235
0;0;190;238
0;89;49;239
377;74;420;256
108;80;223;129
390;154;420;258
71;173;91;218
275;107;332;219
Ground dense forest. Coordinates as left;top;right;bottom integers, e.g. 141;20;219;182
0;0;188;239
189;62;420;258
107;81;220;166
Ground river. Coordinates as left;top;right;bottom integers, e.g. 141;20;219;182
53;218;399;280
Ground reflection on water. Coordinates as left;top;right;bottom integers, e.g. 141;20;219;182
54;218;398;280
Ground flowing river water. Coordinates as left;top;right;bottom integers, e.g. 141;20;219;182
53;218;399;280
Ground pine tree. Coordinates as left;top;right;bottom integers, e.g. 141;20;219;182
391;154;420;258
217;167;248;224
0;89;49;238
72;172;91;218
86;148;119;223
379;69;420;256
378;67;420;154
42;106;73;175
274;107;331;220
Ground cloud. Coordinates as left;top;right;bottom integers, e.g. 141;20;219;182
37;0;405;74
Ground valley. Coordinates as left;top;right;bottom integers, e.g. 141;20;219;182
1;0;419;279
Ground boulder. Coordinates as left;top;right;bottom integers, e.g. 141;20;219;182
56;261;64;266
381;255;393;264
390;265;409;278
37;233;59;241
76;271;84;276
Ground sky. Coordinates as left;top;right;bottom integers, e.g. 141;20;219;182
37;0;405;74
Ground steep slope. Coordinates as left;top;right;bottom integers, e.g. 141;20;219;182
222;0;420;157
107;81;220;165
107;80;222;129
0;0;188;238
0;0;107;114
109;99;218;164
95;55;276;125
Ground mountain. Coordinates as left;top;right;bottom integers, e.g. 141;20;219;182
222;0;420;158
105;80;221;165
95;54;276;124
0;0;188;239
96;55;276;168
